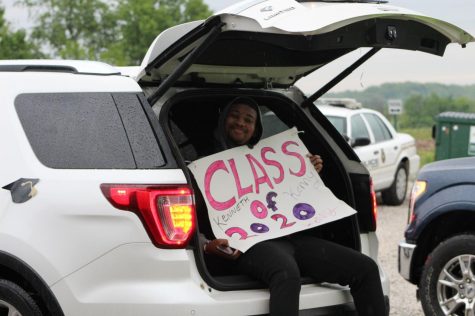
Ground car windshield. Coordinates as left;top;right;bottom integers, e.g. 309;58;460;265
326;115;347;135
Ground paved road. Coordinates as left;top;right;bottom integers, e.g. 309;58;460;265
377;192;424;316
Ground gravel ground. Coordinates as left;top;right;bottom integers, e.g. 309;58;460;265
377;190;424;316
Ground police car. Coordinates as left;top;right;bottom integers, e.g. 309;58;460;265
318;99;420;205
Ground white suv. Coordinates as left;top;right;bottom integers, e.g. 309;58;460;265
0;1;472;315
318;99;420;205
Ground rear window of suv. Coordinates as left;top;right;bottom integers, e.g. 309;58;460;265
15;92;165;169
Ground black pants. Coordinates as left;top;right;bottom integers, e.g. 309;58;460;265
236;235;386;316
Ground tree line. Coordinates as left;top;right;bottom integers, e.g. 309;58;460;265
1;0;212;65
0;6;43;58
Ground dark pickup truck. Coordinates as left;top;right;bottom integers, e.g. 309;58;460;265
398;156;475;316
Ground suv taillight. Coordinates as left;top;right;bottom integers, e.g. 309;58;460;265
370;178;378;230
101;184;195;249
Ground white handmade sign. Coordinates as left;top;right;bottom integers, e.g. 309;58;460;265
189;128;356;252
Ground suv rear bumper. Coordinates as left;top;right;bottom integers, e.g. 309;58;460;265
50;243;360;315
398;240;416;281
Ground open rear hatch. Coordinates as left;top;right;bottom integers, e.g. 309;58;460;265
136;0;473;104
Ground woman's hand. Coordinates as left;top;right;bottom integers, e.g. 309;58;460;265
204;238;241;260
307;154;323;173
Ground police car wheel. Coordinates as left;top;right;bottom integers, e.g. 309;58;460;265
381;163;408;206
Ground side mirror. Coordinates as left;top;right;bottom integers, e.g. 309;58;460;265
351;137;371;148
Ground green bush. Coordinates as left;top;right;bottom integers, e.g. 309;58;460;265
401;127;434;168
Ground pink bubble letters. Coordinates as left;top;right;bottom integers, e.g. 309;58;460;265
189;128;356;252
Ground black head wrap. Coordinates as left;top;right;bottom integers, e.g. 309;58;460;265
216;97;263;150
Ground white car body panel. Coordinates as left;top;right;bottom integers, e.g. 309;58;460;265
0;72;187;286
50;246;357;315
219;0;472;43
139;20;204;70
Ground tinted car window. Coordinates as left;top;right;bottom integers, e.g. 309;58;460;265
326;115;347;135
350;114;370;140
112;93;164;168
363;113;392;143
15;93;162;169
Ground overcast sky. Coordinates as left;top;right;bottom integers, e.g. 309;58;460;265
2;0;474;92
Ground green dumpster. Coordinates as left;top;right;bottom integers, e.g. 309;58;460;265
434;111;475;161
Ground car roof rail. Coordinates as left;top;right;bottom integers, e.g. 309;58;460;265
0;64;78;73
0;60;120;75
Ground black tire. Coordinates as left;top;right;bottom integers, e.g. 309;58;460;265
0;279;42;316
381;162;408;206
420;234;475;316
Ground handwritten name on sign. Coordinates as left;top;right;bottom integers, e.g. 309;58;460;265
189;128;356;252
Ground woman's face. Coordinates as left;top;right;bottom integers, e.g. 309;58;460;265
225;103;257;146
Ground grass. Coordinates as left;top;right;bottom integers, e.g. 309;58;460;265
400;127;435;167
400;127;432;139
418;150;435;168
